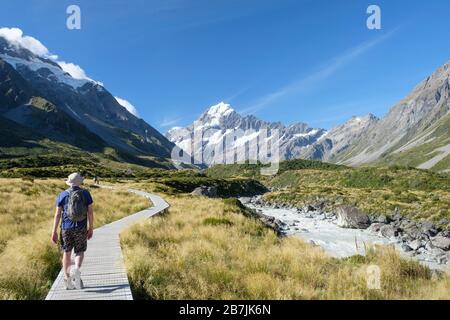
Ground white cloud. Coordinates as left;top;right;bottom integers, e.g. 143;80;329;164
57;61;103;86
58;61;91;80
115;96;140;118
0;27;50;57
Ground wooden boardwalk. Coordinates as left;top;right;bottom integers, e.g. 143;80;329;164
45;188;169;300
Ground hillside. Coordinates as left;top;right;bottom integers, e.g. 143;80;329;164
206;159;450;223
333;62;450;171
0;32;176;171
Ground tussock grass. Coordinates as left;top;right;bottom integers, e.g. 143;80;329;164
0;178;150;300
205;161;450;222
121;195;450;300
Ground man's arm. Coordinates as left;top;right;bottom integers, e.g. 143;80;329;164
51;207;62;244
87;204;94;240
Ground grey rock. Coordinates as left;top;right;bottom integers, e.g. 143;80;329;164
437;255;448;265
401;243;413;252
391;208;403;222
401;225;422;240
191;186;218;198
239;197;251;204
336;206;371;229
439;229;450;238
399;219;416;230
379;225;400;239
419;221;438;237
425;241;435;251
367;223;385;234
373;214;390;224
431;236;450;251
409;239;424;251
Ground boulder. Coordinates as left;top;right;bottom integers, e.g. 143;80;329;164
408;239;424;251
391;208;403;221
440;229;450;238
399;219;416;230
419;221;438;237
431;236;450;251
401;225;422;240
191;186;218;198
313;201;326;211
373;214;390;224
336;206;371;229
367;223;385;234
401;243;413;252
239;197;251;204
379;225;400;239
437;255;448;265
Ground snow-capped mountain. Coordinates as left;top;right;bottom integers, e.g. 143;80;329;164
168;61;450;172
166;102;328;165
0;29;174;164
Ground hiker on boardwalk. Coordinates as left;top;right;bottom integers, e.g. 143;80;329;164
51;173;94;290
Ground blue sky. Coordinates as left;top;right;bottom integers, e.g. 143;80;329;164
1;0;450;132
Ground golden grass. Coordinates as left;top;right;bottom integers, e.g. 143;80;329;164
0;177;448;300
0;178;150;300
121;195;450;300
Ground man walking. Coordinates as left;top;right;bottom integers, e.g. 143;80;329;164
51;173;94;290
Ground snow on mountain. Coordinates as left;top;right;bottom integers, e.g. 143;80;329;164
0;52;91;89
0;27;100;90
0;27;174;159
166;102;328;165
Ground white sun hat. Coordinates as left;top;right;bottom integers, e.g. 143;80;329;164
66;172;84;187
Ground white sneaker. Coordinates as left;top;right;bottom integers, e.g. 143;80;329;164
70;268;84;290
63;276;74;290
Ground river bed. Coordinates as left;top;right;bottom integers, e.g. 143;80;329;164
240;198;449;273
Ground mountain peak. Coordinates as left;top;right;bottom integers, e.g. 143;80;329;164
166;103;327;165
197;102;237;127
206;102;234;117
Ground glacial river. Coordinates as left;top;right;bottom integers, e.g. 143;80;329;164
241;199;449;273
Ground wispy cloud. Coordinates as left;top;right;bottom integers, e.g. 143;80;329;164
222;86;251;104
240;30;398;115
160;116;183;128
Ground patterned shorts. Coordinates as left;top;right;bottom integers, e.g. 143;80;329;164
60;228;87;255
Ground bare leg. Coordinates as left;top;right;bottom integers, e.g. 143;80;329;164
75;252;84;269
63;251;72;279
